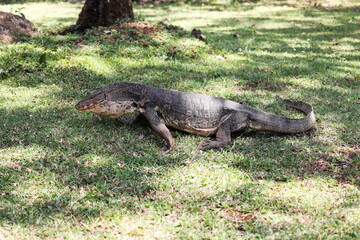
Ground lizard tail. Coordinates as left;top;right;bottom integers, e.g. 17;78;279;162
247;96;316;134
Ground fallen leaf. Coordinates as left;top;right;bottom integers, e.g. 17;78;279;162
215;55;226;60
103;30;112;35
224;208;254;223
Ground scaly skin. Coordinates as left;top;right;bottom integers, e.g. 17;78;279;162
75;82;316;151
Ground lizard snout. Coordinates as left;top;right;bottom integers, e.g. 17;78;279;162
75;101;85;110
75;101;92;111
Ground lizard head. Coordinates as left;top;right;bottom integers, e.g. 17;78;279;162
75;83;140;118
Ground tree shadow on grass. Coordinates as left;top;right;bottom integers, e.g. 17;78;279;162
0;105;187;225
205;6;360;59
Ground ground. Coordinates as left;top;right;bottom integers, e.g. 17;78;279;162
0;0;359;239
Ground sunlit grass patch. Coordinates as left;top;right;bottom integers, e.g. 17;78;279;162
0;145;48;162
264;179;358;211
257;179;360;238
154;160;252;198
0;84;61;109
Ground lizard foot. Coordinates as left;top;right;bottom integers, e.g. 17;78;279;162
198;140;227;151
162;139;175;152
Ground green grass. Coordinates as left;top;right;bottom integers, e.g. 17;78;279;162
1;0;360;239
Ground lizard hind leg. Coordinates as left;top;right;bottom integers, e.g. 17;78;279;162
198;112;248;151
198;125;231;150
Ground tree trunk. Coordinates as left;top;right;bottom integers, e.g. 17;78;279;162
76;0;134;30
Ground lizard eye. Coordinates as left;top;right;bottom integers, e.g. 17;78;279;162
131;102;138;108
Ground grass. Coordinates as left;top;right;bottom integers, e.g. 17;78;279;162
1;0;360;239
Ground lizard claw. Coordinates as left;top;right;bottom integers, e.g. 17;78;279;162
163;139;175;152
198;141;209;150
163;145;174;152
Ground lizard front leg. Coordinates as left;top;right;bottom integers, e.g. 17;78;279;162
117;112;140;124
143;107;175;151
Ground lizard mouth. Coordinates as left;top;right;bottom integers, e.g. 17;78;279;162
76;92;106;111
75;101;97;111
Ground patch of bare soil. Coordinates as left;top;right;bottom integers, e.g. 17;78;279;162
72;21;159;46
73;21;189;47
111;21;158;37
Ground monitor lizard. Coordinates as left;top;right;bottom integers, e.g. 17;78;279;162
76;82;315;151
